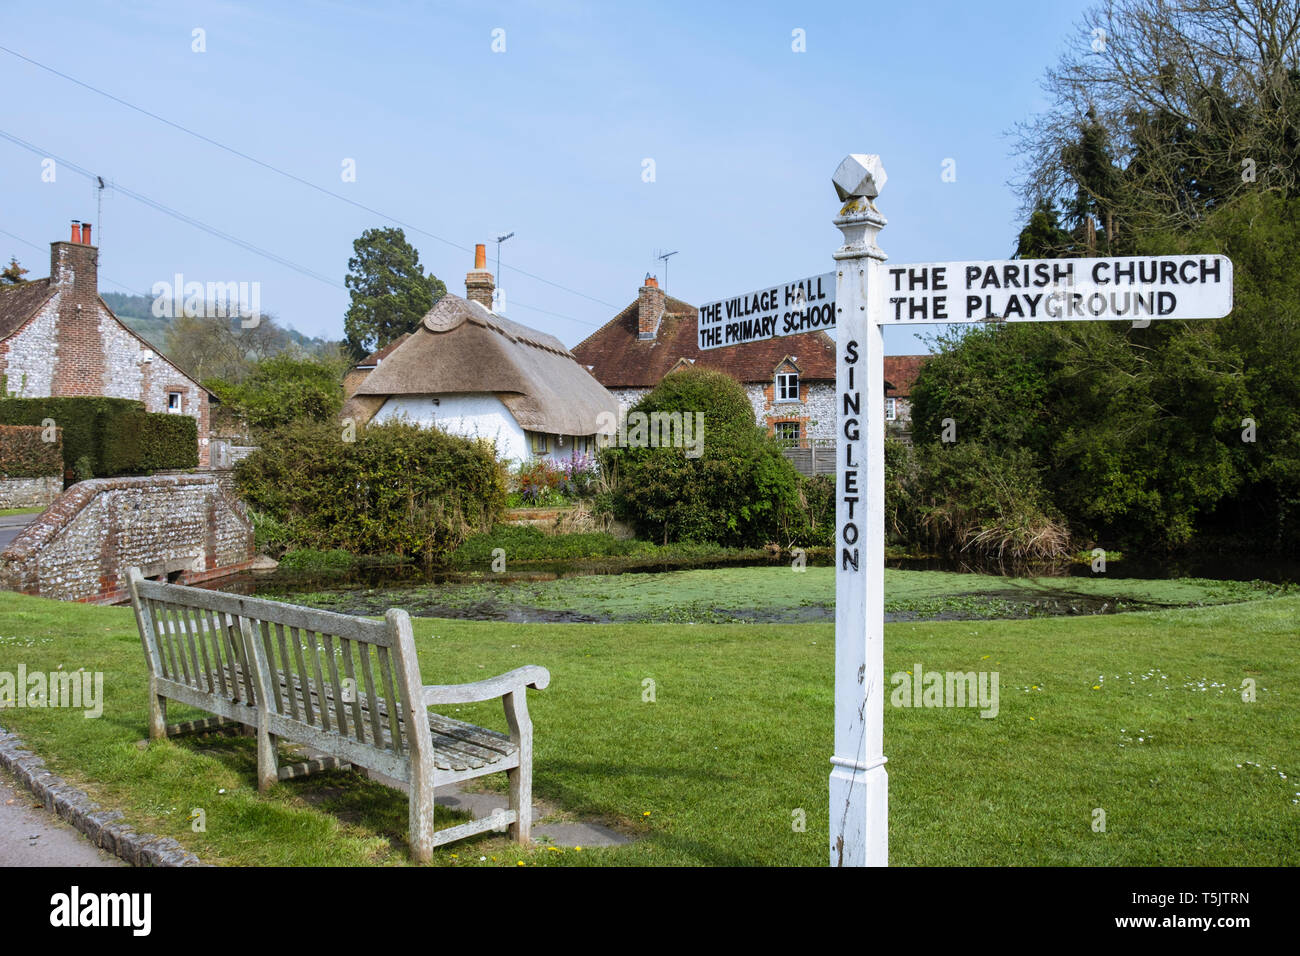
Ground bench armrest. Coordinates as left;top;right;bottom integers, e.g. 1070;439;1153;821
422;665;551;706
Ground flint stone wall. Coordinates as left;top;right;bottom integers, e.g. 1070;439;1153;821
0;476;62;510
0;473;253;604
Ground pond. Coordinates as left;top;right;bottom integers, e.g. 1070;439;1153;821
191;558;1294;626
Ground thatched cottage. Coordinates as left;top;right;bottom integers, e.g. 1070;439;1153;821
341;246;617;464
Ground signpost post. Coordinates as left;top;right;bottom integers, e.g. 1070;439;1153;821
695;153;1233;867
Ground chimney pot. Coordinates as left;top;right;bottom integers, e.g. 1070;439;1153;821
70;221;82;243
475;244;486;270
644;275;659;288
81;223;92;246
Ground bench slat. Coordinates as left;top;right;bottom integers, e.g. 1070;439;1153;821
307;630;331;734
289;626;314;725
358;643;384;748
202;608;230;698
427;713;516;756
339;637;366;746
377;644;403;756
274;623;298;721
321;633;350;739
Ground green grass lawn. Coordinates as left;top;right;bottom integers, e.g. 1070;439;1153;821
0;586;1295;866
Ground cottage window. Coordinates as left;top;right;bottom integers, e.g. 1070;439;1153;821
886;397;897;421
774;421;800;444
776;372;799;402
530;432;549;455
167;391;184;414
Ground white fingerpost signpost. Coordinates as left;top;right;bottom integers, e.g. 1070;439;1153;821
695;153;1233;867
828;154;890;867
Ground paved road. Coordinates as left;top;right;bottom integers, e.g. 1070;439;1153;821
0;513;37;552
0;767;123;866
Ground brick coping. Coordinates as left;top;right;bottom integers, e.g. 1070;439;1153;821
1;473;240;561
0;724;205;867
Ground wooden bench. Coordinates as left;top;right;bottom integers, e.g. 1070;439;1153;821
126;567;550;861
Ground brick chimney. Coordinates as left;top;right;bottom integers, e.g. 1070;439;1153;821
50;219;98;294
637;274;664;340
49;220;104;396
465;243;495;310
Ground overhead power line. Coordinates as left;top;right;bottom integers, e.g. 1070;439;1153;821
0;44;621;312
0;131;601;328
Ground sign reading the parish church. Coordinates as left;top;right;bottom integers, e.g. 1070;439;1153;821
884;254;1233;323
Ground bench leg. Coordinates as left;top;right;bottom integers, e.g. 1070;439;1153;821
409;767;435;863
504;690;533;844
256;722;278;792
147;688;167;741
508;764;531;844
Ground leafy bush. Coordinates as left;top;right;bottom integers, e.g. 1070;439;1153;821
278;549;356;574
235;420;507;568
247;507;293;556
207;354;344;434
0;424;62;478
600;367;803;547
448;525;766;569
893;442;1070;561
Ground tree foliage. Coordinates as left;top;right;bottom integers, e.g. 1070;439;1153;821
343;227;446;360
1014;0;1300;236
207;354;344;435
1;257;28;285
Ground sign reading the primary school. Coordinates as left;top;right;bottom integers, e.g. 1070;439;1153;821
884;255;1233;324
696;272;835;350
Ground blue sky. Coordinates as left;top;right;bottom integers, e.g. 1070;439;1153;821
1;0;1094;355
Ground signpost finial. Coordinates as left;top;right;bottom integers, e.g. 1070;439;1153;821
833;153;887;202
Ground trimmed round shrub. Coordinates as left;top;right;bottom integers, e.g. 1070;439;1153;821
600;367;803;547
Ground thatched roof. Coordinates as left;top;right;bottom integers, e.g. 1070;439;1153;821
353;294;617;435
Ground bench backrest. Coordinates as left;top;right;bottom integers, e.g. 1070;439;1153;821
129;573;430;770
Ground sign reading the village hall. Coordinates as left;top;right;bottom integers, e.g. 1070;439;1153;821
696;272;835;350
884;254;1233;323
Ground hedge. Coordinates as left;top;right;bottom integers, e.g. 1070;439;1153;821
235;420;507;568
0;424;62;478
100;411;198;475
0;397;198;478
0;397;139;475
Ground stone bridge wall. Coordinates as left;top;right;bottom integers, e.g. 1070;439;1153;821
0;473;254;604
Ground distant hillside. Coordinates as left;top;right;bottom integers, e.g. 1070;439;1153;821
101;292;336;353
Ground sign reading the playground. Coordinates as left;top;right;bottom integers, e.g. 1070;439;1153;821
884;254;1233;323
697;271;835;350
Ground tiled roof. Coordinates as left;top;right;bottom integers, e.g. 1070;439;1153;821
571;296;837;388
0;279;54;342
883;355;928;397
354;332;411;369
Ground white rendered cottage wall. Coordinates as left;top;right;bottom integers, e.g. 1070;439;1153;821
373;393;529;462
